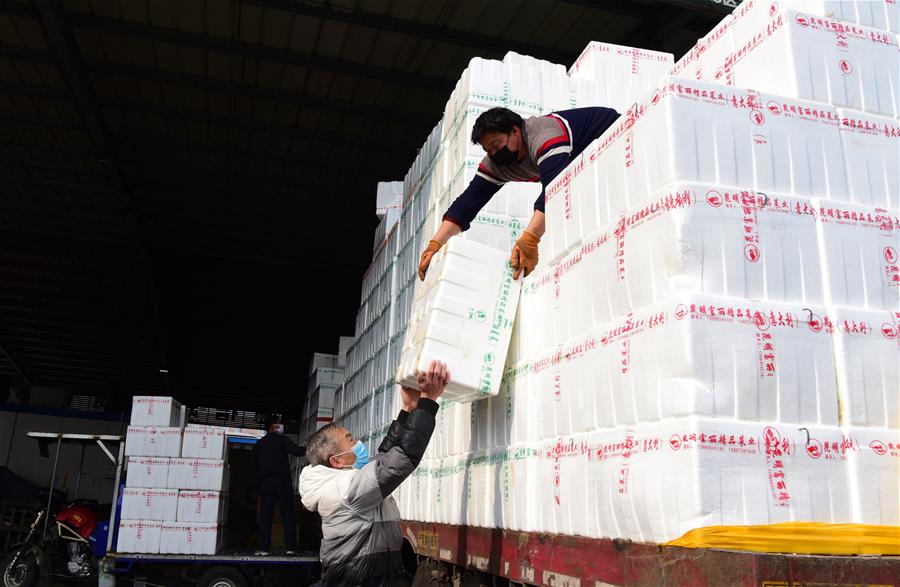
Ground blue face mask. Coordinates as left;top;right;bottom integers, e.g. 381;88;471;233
350;440;369;469
334;440;369;470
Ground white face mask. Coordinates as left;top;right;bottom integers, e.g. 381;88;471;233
275;424;284;434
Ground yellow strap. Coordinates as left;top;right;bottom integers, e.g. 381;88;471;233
664;522;900;555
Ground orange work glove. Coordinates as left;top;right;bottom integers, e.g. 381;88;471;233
418;240;443;281
510;230;540;280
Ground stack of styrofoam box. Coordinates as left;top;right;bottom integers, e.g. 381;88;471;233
118;397;228;555
397;7;896;545
396;238;522;401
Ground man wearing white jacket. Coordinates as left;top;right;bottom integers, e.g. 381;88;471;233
298;361;450;587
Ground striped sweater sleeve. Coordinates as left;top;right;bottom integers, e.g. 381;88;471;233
443;163;503;231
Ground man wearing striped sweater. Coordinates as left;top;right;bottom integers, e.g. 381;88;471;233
418;106;620;281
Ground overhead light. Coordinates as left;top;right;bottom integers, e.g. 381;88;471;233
159;369;169;374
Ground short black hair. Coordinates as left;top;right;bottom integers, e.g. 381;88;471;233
471;107;524;144
263;414;279;430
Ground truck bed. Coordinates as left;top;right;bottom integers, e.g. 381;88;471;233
402;521;900;587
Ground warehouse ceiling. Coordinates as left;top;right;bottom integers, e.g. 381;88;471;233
0;0;729;416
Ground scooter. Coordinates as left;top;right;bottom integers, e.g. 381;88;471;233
2;498;108;587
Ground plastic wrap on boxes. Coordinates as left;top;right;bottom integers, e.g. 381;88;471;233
543;79;849;261
837;110;900;209
125;457;170;488
124;426;183;458
120;488;178;521
845;426;900;525
830;307;900;428
181;425;226;460
814;201;900;311
130;396;183;427
168;458;227;491
177;490;227;523
397;238;522;401
116;520;162;554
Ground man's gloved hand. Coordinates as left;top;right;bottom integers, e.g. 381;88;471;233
511;230;540;280
418;240;443;281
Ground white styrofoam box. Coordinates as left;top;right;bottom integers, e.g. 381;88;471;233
531;295;839;435
177;490;226;523
130;396;183;427
116;520;162;554
181;425;226;460
500;362;538;445
814;200;900;311
544;79;849;262
837;110;900;210
568;42;674;93
397;238;522;402
844;426;900;525
499;444;541;532
376;181;403;217
575;419;853;542
310;367;343;390
126;457;170;488
713;5;900;117
433;454;468;526
125;426;183;458
120;488;178;521
464;451;504;528
309;352;338;376
830;307;900;428
539;185;826;346
159;522;223;555
373;208;401;253
773;0;900;33
460;213;527;253
168;458;227;491
538;435;592;536
337;336;354;369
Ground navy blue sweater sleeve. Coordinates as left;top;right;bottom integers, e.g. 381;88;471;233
443;175;502;231
533;152;571;214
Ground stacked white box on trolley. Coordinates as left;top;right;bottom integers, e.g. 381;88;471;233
130;396;184;427
119;395;229;554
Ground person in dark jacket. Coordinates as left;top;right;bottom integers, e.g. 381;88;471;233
298;361;450;587
253;415;306;555
418;106;620;281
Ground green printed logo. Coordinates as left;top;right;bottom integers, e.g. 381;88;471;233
483;352;495;365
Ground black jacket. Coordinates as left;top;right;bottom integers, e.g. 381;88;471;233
253;432;306;479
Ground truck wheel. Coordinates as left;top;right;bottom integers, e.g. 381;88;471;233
195;566;248;587
1;551;38;587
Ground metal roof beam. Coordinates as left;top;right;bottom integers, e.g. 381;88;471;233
242;0;576;65
29;0;171;389
115;131;387;177
100;98;415;155
0;45;436;128
0;2;451;91
0;343;28;384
